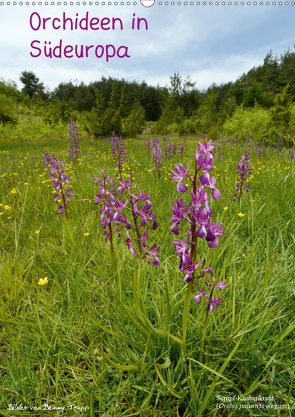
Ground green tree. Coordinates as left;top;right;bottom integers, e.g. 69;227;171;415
173;106;185;124
72;82;95;111
197;90;219;132
86;88;104;137
139;82;162;121
108;80;118;110
43;100;71;125
269;83;291;127
52;81;78;105
222;100;270;141
243;81;264;107
119;85;128;118
0;94;17;125
0;79;23;101
261;50;280;93
19;71;43;99
121;104;146;137
220;95;238;120
230;80;246;107
264;84;292;145
277;49;295;97
87;83;122;137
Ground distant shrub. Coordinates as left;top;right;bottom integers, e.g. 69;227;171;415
222;101;270;142
42;100;72;126
121;106;146;138
0;78;23;101
0;94;17;125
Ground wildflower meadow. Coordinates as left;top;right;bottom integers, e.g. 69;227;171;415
0;128;295;416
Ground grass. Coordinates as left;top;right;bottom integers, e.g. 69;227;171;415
0;133;295;416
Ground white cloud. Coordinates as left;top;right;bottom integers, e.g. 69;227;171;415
0;4;294;91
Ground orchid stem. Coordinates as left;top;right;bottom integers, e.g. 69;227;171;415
200;307;209;364
183;281;192;344
136;257;142;315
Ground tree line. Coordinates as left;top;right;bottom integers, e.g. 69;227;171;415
1;46;295;138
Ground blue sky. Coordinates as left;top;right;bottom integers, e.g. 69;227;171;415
0;3;294;92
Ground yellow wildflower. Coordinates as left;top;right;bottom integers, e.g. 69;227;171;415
238;213;245;217
38;277;48;285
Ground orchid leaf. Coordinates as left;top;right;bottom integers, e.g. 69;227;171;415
156;356;171;369
89;317;144;352
103;353;139;372
155;364;188;399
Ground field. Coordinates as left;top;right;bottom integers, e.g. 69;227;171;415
0;132;295;416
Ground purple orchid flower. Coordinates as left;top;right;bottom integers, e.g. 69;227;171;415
194;288;207;303
172;231;192;265
197;153;214;171
208;296;222;313
117;178;136;195
170;139;227;321
142;243;160;266
206;221;225;248
126;231;136;256
199;172;221;200
170;162;192;193
184;257;204;283
195;140;215;159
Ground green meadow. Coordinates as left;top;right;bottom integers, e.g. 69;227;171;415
0;133;295;416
